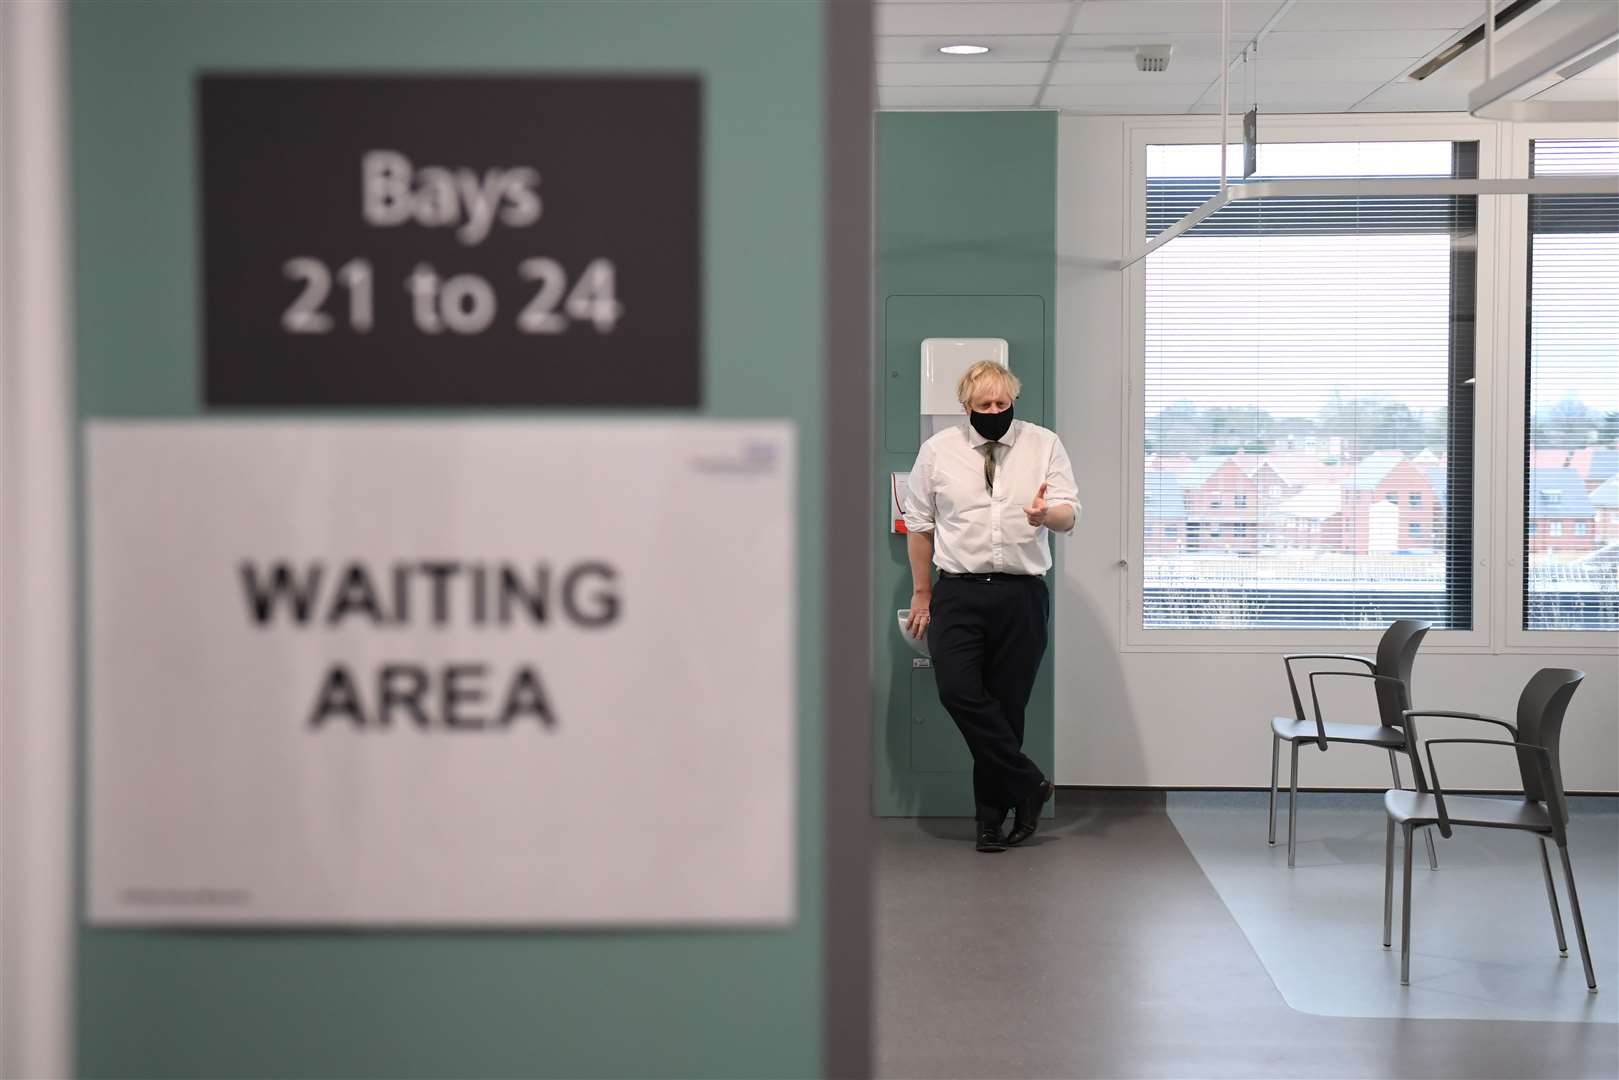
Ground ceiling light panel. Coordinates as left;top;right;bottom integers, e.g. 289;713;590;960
875;35;1060;63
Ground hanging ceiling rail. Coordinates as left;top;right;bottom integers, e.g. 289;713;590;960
1117;174;1619;270
1469;1;1619;122
1117;0;1619;272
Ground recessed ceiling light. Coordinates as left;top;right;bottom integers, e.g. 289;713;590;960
939;44;990;56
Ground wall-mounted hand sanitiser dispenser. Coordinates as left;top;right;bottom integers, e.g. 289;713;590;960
920;337;1008;443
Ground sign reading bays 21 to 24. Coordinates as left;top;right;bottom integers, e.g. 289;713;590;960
87;421;794;925
198;75;701;407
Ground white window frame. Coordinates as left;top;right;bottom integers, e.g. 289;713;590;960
1501;123;1619;652
1121;115;1499;653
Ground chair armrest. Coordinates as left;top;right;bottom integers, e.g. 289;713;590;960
1421;737;1551;840
1305;670;1407;751
1402;709;1517;736
1400;710;1517;789
1282;655;1376;750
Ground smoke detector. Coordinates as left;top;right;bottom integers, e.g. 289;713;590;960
1135;45;1173;73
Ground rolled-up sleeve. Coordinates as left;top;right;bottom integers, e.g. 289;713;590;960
901;443;936;534
1044;436;1081;534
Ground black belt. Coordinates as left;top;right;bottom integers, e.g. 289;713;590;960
938;570;1039;582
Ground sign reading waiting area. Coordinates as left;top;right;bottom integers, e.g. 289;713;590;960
87;421;793;925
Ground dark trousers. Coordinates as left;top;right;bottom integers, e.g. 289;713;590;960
925;572;1049;824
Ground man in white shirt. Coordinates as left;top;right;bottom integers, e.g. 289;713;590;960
902;361;1080;852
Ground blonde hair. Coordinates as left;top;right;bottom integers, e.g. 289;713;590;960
956;360;1021;407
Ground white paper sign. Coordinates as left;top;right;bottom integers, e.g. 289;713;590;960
87;420;795;925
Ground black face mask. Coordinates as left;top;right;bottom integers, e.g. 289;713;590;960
969;403;1014;442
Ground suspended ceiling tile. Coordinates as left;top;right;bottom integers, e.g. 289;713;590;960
1276;1;1485;33
1259;28;1466;59
1048;59;1221;85
1062;33;1245;61
1352;80;1474;111
1189;82;1389;112
878;84;1043;108
1251;56;1418;83
878;61;1052;85
876;2;1073;37
1061;27;1462;63
1073;2;1289;36
875;34;1061;63
1043;82;1210;110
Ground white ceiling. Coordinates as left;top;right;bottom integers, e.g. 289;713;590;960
875;0;1619;114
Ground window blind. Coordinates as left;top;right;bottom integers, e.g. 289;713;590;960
1524;138;1619;632
1143;141;1476;630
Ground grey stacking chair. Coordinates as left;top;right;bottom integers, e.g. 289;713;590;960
1269;619;1439;869
1384;667;1595;991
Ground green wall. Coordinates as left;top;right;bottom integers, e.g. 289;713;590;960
873;112;1058;817
71;2;831;1076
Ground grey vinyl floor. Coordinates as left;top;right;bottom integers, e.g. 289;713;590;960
875;790;1619;1079
1167;790;1617;1024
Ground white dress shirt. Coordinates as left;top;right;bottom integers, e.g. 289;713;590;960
902;419;1081;576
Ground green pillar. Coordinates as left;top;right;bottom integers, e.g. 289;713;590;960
70;2;870;1075
873;112;1059;817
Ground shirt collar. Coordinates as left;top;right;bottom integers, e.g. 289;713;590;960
966;417;1020;451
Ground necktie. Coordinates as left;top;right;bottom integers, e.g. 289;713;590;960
982;442;997;493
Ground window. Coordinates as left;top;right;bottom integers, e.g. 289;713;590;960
1410;523;1421;536
1409;492;1422;506
1524;138;1618;631
1144;140;1476;629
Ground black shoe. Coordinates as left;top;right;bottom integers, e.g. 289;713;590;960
975;821;1008;853
1006;779;1053;846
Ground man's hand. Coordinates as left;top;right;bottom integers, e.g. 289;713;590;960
905;589;932;639
1024;482;1049;527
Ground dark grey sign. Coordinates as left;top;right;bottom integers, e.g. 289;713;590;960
199;75;701;407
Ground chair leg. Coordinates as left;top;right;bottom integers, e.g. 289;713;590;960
1387;748;1439;871
1400;823;1415;986
1556;843;1598;993
1268;735;1280;846
1383;816;1395;949
1287;740;1300;868
1538;837;1568;956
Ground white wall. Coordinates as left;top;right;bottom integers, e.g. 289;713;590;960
1053;113;1618;792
